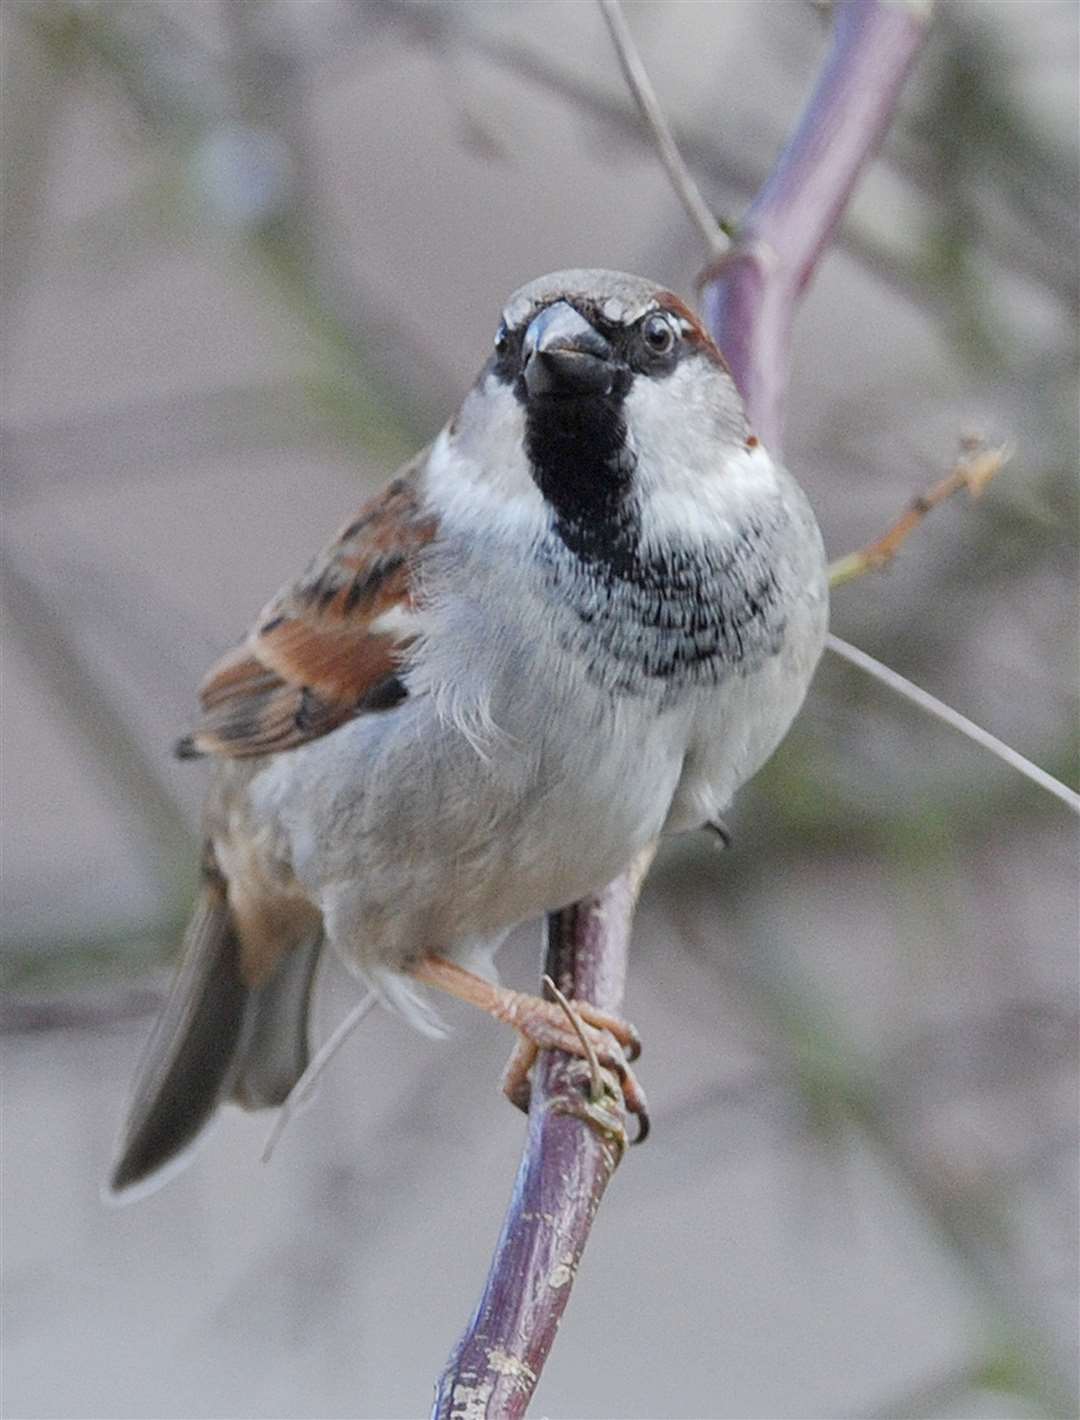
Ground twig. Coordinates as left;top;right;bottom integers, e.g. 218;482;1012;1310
431;850;652;1419
822;438;1079;814
598;0;728;257
826;634;1080;815
542;974;604;1103
616;15;1077;1410
701;0;934;454
400;1;1075;325
827;436;1010;588
817;431;1072;812
261;991;378;1163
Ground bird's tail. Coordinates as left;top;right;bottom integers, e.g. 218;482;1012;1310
107;847;322;1200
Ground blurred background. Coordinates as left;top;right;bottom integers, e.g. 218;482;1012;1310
2;2;1077;1417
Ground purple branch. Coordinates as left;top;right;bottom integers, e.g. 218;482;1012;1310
702;0;932;448
431;871;644;1418
433;3;931;1412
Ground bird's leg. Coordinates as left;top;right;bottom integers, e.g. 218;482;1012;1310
407;953;649;1140
408;953;641;1056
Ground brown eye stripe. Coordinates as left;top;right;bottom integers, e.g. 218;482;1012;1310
654;292;730;370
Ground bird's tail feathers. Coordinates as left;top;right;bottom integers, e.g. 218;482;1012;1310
106;848;323;1201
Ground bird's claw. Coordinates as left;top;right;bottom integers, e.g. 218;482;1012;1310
499;989;650;1144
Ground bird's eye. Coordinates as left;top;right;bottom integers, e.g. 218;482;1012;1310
493;324;510;358
641;312;677;356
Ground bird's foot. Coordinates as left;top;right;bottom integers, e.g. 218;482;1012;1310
407;953;649;1142
498;975;649;1142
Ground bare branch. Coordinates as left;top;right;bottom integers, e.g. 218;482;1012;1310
349;3;1080;319
261;992;378;1163
398;3;1013;326
432;851;652;1418
826;634;1080;815
598;0;728;257
701;0;934;453
822;438;1078;813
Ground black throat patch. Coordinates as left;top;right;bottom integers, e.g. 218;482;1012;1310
521;370;787;698
522;376;644;577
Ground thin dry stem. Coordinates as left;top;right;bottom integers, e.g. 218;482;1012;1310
828;437;1011;587
826;634;1080;814
542;974;604;1102
261;992;377;1163
823;439;1078;813
598;0;729;257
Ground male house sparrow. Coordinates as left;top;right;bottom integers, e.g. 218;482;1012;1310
110;269;828;1195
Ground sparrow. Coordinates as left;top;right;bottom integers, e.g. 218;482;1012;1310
109;269;828;1196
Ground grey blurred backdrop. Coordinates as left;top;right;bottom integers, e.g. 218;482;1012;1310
2;2;1077;1417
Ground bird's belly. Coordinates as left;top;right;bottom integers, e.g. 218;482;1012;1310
456;738;678;934
424;701;686;944
247;688;687;967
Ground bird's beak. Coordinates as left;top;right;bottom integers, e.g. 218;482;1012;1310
523;302;613;399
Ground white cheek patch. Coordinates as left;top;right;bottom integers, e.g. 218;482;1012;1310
625;361;776;549
639;445;780;551
424;379;551;545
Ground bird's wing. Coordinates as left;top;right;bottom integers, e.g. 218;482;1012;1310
179;455;435;759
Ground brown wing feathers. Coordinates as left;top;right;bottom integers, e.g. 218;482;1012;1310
178;470;434;760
